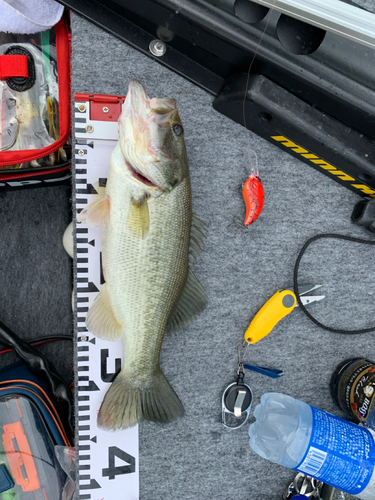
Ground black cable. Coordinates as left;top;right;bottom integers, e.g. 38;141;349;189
0;335;72;355
293;233;375;334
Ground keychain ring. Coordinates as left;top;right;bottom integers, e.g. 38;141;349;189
221;381;253;430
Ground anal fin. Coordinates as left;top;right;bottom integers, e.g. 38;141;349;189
86;284;122;340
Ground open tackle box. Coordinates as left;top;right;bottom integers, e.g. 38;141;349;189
0;361;71;499
0;15;71;190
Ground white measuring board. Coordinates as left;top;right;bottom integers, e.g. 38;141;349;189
74;95;139;500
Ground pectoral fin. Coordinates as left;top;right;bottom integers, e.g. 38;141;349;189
128;197;149;238
77;184;109;227
86;284;122;340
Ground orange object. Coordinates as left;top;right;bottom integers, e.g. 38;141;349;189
242;173;265;225
2;421;40;492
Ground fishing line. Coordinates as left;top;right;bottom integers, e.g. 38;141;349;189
242;0;277;141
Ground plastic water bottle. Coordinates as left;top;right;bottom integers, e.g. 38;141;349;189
248;393;375;499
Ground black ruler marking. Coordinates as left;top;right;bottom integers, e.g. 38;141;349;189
77;258;89;264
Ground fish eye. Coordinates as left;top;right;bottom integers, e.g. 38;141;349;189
173;124;184;136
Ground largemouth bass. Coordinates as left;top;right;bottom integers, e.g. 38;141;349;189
78;80;207;430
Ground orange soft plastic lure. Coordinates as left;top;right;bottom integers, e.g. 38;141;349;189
242;173;264;225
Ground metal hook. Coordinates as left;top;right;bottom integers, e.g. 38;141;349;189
228;215;250;236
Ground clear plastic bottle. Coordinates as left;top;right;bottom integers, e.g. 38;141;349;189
248;393;375;499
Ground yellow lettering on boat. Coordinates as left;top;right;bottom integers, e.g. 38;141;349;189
351;185;375;196
270;135;374;198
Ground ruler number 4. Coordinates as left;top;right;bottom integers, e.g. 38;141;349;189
102;446;136;479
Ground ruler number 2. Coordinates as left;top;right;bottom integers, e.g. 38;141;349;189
102;446;136;479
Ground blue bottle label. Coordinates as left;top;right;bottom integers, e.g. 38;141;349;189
294;406;375;495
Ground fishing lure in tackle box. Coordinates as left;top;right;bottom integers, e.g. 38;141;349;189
0;14;71;190
0;360;72;499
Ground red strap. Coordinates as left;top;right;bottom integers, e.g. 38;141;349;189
0;55;28;79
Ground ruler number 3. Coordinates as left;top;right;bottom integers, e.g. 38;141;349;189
102;446;136;479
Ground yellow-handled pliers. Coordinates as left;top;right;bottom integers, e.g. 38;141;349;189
244;284;325;344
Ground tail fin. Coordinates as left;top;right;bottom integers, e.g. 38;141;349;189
97;368;184;430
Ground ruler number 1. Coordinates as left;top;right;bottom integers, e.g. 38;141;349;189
102;446;136;479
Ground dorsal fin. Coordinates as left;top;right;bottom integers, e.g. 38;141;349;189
166;213;207;334
165;268;207;334
189;213;206;263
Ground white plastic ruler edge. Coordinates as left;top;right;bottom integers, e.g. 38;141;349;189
74;97;139;500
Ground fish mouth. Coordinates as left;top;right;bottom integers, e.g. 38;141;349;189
124;157;162;190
